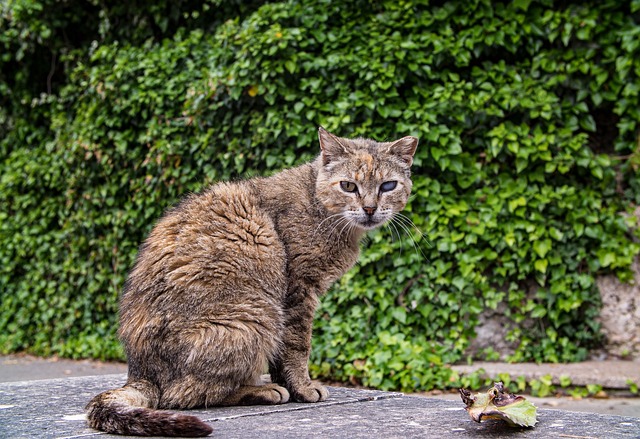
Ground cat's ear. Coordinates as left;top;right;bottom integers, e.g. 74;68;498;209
385;136;419;166
318;127;349;164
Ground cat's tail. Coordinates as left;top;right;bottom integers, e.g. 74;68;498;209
86;380;213;437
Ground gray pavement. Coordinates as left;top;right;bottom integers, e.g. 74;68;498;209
1;373;639;438
1;354;638;420
0;354;127;383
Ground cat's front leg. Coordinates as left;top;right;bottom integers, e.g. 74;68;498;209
270;282;329;403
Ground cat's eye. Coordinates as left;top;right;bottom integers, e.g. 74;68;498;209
380;181;397;193
340;181;358;193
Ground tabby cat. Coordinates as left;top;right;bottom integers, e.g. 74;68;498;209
86;127;418;436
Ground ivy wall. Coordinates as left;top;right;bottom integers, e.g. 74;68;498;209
1;0;639;390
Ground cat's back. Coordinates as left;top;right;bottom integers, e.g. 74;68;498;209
120;179;288;319
145;179;281;259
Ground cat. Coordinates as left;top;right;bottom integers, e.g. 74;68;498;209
86;127;418;437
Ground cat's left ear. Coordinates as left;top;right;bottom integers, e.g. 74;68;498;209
318;126;350;164
385;136;419;166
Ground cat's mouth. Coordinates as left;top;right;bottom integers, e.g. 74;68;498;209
344;210;390;231
354;215;387;230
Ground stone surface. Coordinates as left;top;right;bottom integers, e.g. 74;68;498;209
466;302;518;359
0;354;128;383
1;374;639;438
596;256;640;360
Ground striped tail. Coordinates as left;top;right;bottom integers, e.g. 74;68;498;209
86;380;212;437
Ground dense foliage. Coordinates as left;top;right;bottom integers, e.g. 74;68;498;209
1;0;639;391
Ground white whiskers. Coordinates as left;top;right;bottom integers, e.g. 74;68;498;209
312;212;355;242
387;213;430;261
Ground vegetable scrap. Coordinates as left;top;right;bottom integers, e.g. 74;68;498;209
459;381;538;428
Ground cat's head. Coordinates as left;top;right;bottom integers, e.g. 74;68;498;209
315;127;418;231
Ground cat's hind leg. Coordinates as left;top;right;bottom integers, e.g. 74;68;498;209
160;361;289;408
158;317;286;409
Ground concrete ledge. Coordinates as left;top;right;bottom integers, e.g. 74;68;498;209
1;374;639;438
452;360;640;389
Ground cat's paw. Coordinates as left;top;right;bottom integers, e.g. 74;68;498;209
262;383;290;404
290;382;329;403
230;383;290;406
247;383;290;405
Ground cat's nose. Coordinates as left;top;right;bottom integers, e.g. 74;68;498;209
363;206;377;216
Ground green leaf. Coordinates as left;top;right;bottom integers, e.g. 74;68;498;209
284;60;297;74
549;227;564;241
513;0;532;11
508;197;526;212
534;259;548;273
533;239;552;258
591;166;603;179
598;251;616;268
391;307;407;324
580;115;597;132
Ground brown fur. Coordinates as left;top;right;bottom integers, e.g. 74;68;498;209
86;128;418;436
